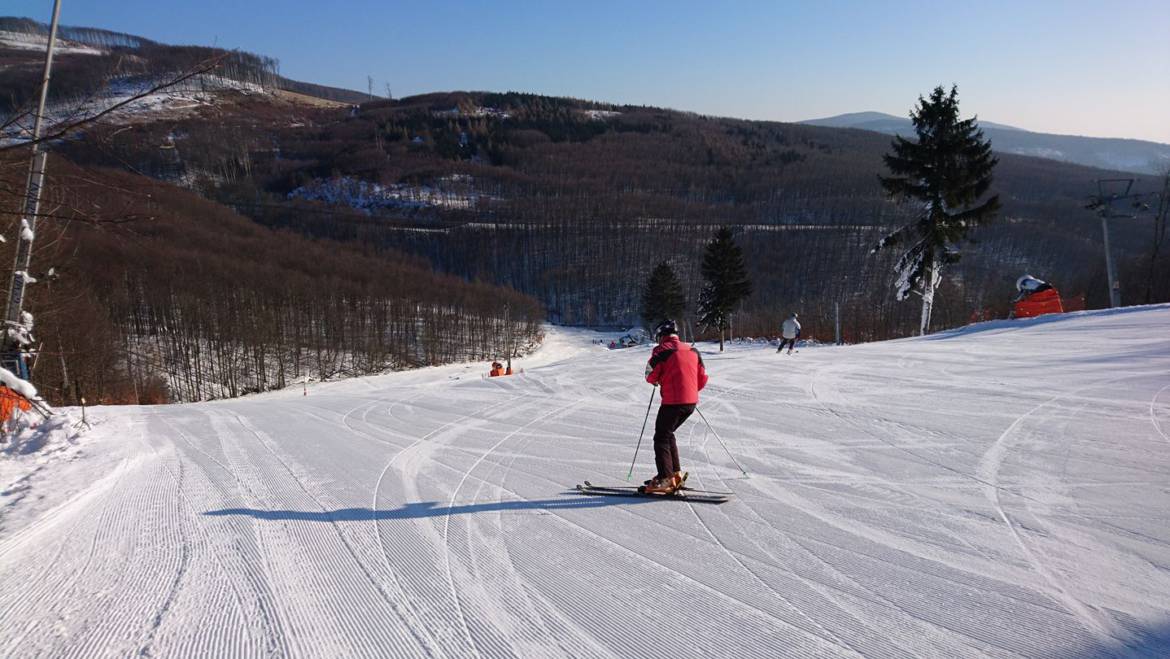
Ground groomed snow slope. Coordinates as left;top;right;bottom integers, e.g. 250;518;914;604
2;307;1169;657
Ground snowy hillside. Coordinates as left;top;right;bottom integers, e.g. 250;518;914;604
0;29;104;55
2;308;1169;657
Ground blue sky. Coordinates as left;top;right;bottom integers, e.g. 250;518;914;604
9;0;1170;142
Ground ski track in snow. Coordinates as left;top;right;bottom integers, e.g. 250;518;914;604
975;372;1149;648
440;397;581;659
682;373;871;656
1150;384;1170;446
3;307;1170;657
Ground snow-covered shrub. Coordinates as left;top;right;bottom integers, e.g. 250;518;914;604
1;410;79;457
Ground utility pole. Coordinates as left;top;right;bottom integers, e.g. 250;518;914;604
3;0;62;379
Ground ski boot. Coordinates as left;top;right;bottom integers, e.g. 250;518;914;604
639;475;678;495
639;471;689;495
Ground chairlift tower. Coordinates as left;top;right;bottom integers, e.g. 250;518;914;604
2;0;62;378
1086;179;1143;308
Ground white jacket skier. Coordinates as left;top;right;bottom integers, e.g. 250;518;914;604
778;313;801;354
781;315;801;340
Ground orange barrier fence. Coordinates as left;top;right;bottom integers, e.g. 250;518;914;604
0;386;32;424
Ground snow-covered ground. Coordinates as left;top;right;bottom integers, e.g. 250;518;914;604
288;175;485;213
2;307;1169;657
0;30;105;56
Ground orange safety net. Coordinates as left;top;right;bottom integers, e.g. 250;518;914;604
1063;293;1086;312
1014;288;1064;319
0;385;32;423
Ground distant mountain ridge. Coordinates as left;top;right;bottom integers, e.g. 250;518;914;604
802;111;1170;175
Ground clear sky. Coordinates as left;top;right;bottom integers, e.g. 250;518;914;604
9;0;1170;143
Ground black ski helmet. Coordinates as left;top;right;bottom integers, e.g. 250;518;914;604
654;319;678;339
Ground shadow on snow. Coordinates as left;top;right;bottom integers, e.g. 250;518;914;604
204;492;653;521
1068;620;1170;658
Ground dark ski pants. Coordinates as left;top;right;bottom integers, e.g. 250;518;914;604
777;338;796;352
653;403;695;478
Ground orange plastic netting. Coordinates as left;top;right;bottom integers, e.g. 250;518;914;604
0;386;32;423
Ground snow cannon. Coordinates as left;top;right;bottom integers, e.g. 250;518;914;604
1012;275;1064;319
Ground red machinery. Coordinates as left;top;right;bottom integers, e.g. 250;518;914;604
1012;275;1065;319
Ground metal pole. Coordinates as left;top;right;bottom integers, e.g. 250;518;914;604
695;406;748;476
625;387;657;480
4;0;63;356
504;302;512;371
835;302;841;345
1101;214;1121;308
1092;179;1133;310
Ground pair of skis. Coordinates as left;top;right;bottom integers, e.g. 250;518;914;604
574;481;731;504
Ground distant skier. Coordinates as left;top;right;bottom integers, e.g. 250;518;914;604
642;319;708;494
778;313;801;354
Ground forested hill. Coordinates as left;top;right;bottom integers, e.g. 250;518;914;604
0;155;545;406
0;16;365;111
4;18;1168;408
61;86;1166;338
1;20;545;406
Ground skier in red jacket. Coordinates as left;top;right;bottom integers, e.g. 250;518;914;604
642;319;708;494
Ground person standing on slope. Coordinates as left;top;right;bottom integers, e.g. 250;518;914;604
778;313;801;355
642;319;708;494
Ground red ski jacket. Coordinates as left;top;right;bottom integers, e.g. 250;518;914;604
645;337;708;405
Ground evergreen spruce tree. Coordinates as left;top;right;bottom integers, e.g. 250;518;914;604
640;261;686;332
873;85;1000;335
698;226;752;351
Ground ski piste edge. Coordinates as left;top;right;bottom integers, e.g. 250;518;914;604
583;480;732;497
575;483;729;504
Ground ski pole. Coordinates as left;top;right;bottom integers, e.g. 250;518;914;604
696;406;748;476
626;386;657;480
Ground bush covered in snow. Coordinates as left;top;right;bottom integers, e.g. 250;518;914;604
1;410;79;457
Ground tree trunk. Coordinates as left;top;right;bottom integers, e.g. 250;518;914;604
919;256;942;336
719;326;725;352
